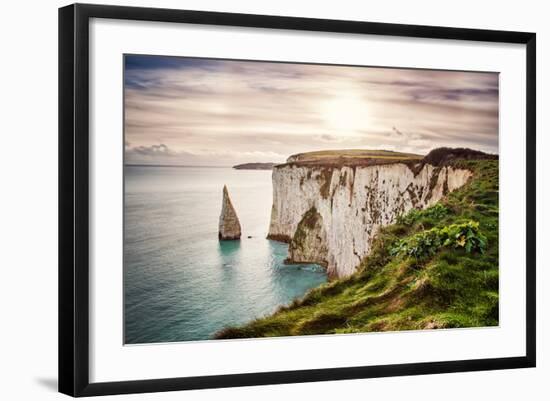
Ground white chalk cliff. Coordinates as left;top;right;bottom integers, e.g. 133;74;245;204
268;162;472;278
219;185;242;240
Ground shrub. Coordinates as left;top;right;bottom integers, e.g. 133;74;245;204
390;220;487;259
440;221;487;253
397;204;449;226
389;228;442;258
423;147;497;166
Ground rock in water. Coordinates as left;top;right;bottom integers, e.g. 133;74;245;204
218;185;242;240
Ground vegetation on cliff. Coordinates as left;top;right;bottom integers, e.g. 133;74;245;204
284;149;422;168
287;207;329;267
280;147;496;170
216;158;498;338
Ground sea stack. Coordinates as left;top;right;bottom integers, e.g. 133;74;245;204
218;185;242;240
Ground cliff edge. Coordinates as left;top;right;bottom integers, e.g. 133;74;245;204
267;148;494;278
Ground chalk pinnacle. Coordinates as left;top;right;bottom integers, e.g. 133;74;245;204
218;185;242;240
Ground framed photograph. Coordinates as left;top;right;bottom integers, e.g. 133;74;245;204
58;3;536;397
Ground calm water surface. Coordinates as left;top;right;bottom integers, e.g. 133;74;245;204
124;166;327;344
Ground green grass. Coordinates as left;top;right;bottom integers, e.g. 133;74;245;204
215;159;499;339
288;149;423;162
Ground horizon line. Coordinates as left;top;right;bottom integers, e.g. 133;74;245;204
125;163;237;168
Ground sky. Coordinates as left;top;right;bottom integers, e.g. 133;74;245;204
124;55;499;166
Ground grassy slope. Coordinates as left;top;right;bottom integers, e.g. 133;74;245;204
216;159;498;339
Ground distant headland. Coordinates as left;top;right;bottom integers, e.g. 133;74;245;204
232;162;276;170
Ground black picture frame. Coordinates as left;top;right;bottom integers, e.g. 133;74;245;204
59;3;536;397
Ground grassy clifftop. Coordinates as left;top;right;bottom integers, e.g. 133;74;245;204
216;158;498;339
288;149;422;161
284;149;423;168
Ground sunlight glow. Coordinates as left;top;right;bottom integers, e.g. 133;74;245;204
321;93;371;134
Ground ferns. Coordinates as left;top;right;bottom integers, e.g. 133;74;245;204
390;221;487;259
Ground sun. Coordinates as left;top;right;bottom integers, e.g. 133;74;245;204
322;93;371;133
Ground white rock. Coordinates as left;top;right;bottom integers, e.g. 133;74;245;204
268;163;472;278
219;185;242;240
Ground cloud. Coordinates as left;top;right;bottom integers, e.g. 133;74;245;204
125;143;183;164
132;143;174;156
317;134;343;143
125;142;287;166
124;56;499;164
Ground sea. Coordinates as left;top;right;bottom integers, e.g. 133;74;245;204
124;165;327;344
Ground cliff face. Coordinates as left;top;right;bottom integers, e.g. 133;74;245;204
268;163;472;278
219;185;242;240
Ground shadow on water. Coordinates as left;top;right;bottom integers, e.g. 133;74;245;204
267;240;294;266
217;239;242;256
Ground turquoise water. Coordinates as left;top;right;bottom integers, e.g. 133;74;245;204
124;166;327;344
